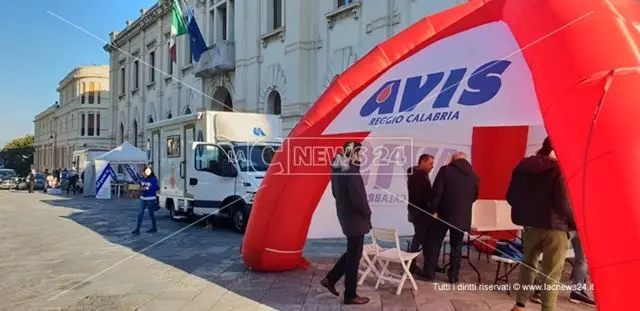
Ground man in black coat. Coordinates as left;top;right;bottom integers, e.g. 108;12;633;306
423;151;479;283
406;154;434;272
321;141;371;305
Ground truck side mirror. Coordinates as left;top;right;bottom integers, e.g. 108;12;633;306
221;162;237;178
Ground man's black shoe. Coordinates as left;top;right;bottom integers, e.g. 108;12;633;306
147;228;157;233
414;271;435;282
131;230;140;235
320;278;339;296
344;296;369;305
569;291;595;306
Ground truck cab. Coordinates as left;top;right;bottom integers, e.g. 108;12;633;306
188;141;278;232
146;111;282;233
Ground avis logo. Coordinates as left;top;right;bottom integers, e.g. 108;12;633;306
253;127;267;136
360;60;511;117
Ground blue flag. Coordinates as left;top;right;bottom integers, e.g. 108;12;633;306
187;8;208;62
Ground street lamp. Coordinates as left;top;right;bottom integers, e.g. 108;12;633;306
50;131;57;170
49;100;59;169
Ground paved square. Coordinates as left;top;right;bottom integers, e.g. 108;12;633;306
0;191;593;310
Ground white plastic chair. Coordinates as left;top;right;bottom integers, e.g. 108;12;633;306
371;228;421;295
358;243;384;285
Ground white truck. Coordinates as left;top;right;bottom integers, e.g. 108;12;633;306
145;111;282;233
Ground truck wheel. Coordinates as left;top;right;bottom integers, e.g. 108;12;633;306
167;200;182;222
231;205;247;234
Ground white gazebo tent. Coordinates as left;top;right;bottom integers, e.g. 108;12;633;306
92;141;148;199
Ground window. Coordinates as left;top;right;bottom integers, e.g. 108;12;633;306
194;144;232;175
149;51;156;83
133;60;140;89
208;9;215;43
133;120;138;147
88;82;95;104
148;115;154;123
81;113;85;136
267;91;282;115
96;113;101;136
271;0;282;30
184;107;192;114
218;5;228;40
88;113;95;136
167;112;173;119
184;37;192;65
120;123;124;143
337;0;354;7
120;67;126;94
166;34;173;75
166;135;181;157
234;144;277;172
81;82;86;103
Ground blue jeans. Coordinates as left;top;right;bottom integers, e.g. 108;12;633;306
570;231;588;288
135;200;157;231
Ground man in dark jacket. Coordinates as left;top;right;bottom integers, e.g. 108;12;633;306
27;168;36;194
508;137;575;311
406;154;434;272
321;141;371;305
423;151;478;283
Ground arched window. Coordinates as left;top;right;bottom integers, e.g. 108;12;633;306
184;107;192;114
120;123;124;143
148;115;154;123
81;82;86;104
88;82;95;104
167;112;173;119
267;90;282;115
133;120;138;147
224;93;233;112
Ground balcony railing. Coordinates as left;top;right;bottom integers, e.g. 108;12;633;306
194;40;235;78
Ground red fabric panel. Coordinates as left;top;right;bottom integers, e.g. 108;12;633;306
471;126;529;200
471;126;529;248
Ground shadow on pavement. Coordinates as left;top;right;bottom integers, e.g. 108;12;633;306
39;195;362;310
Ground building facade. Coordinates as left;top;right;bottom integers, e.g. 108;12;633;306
106;0;463;145
33;65;112;171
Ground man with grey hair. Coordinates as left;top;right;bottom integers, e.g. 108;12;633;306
423;151;479;283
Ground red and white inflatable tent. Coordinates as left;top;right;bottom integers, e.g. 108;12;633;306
242;0;640;309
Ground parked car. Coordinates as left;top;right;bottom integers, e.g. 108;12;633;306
18;173;44;190
16;173;45;190
33;173;45;190
0;169;18;190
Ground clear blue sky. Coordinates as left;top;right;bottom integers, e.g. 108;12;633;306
0;0;157;147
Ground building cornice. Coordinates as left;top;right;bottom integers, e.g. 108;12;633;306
103;1;171;52
33;105;57;122
57;66;110;91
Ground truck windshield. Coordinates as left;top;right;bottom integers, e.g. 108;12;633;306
233;144;279;172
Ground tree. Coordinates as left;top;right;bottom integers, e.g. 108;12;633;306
0;135;34;176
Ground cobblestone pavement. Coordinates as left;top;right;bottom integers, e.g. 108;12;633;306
0;191;593;311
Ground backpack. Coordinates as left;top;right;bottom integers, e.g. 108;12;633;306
494;240;523;262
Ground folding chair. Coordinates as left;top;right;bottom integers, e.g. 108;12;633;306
371;228;421;295
358;242;384;285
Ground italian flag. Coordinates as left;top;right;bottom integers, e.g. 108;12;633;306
169;0;187;63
